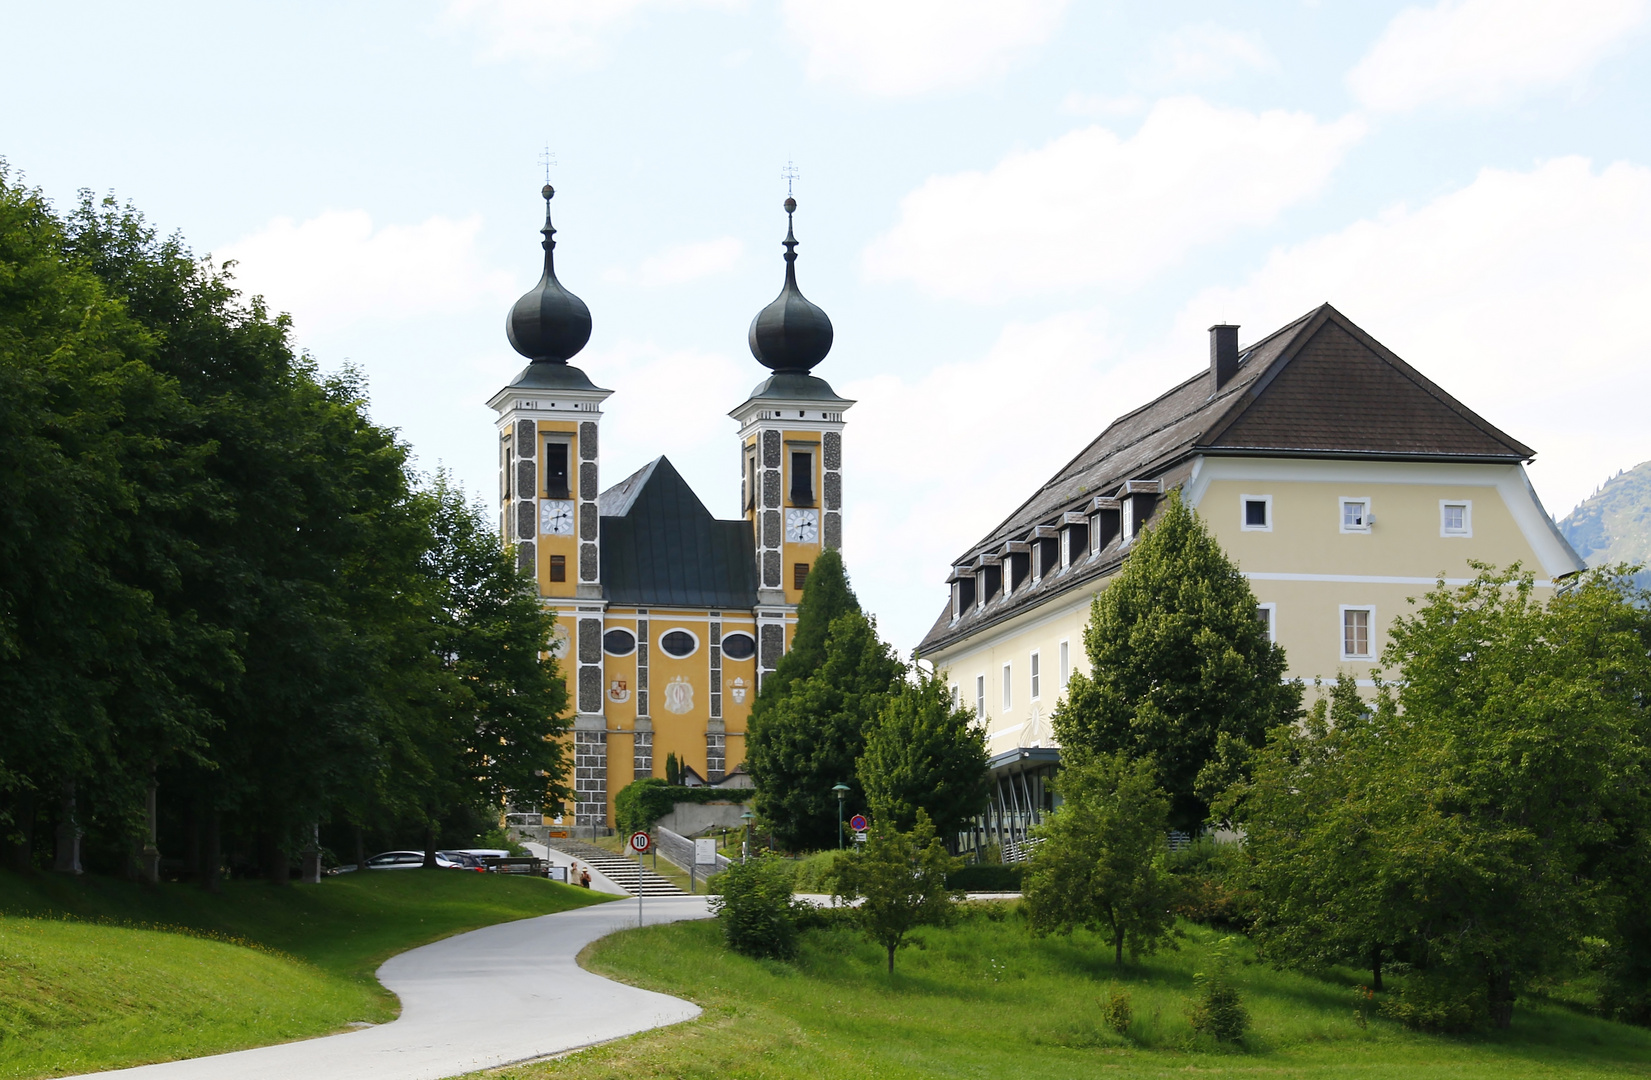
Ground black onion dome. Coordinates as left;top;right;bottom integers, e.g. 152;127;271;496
748;196;833;373
506;184;592;363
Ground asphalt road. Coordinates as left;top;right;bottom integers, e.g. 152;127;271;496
83;894;714;1080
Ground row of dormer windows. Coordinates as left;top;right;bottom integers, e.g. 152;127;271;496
1240;495;1473;537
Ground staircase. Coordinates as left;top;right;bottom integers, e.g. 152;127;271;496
556;840;686;896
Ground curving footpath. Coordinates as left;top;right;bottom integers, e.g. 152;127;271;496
82;894;714;1080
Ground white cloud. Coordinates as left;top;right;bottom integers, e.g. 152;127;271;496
1060;91;1146;117
219;210;515;334
605;237;744;286
1147;23;1277;85
1174;156;1651;520
1348;0;1649;112
444;0;740;65
782;0;1068;96
863;97;1366;302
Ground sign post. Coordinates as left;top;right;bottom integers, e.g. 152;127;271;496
628;831;651;926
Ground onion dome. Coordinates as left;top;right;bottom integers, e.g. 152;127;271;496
506;184;591;364
748;196;833;373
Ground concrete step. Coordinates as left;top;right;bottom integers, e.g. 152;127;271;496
557;840;686;896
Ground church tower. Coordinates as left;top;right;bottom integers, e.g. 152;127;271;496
729;196;854;691
486;184;612;827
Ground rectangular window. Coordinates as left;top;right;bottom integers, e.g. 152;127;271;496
794;562;809;591
1256;603;1276;643
744;449;758;511
1030;651;1041;700
1441;500;1472;537
504;443;514;499
1341;606;1374;659
975;675;985;719
1340;497;1371;532
789;450;814;505
549;555;566;582
1059;640;1070;688
1121;498;1135;544
544;440;570;498
1002;663;1012;711
950;685;960;709
1060;529;1072;569
1242;494;1271;531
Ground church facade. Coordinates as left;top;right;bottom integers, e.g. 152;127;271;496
489;187;850;836
917;305;1585;856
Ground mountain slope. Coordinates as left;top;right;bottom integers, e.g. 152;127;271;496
1558;460;1651;590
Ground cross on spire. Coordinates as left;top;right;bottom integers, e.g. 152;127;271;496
539;145;557;184
781;160;800;195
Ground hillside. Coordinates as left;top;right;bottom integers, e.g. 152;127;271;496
1559;460;1651;590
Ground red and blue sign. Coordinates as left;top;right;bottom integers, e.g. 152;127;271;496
849;814;868;832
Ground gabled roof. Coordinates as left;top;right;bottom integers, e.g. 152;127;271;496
599;457;758;609
917;303;1536;655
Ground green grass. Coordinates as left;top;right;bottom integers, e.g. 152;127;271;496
486;906;1651;1080
0;868;611;1077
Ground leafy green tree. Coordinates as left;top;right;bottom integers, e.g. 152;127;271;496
1022;753;1178;965
833;810;959;973
1052;493;1300;832
857;664;990;840
710;851;802;960
749;610;901;851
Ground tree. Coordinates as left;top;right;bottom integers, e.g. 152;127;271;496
833;810;959;973
1052;493;1300;832
858;664;990;840
748;610;901;850
1022;753;1179;965
710;851;802;960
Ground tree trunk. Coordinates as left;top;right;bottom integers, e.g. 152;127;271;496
1371;945;1384;992
201;809;222;893
1114;929;1125;967
354;824;367;871
6;790;35;873
1487;968;1515;1029
261;830;289;885
423;824;439;869
886;942;896;974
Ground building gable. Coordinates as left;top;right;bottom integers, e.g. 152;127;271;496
599;456;759;609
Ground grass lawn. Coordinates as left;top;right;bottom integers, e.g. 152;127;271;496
487;905;1651;1080
0;868;610;1077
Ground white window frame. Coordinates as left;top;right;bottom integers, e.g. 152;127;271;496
1255;602;1276;644
1060;529;1072;570
1121;498;1135;545
1440;499;1472;538
1339;496;1373;534
1002;663;1012;711
1089;514;1102;556
1030;651;1041;700
1059;640;1070;689
1241;494;1273;532
658;626;701;659
1339;605;1376;660
975;675;985;719
949;684;960;710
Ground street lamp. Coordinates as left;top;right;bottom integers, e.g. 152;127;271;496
832;783;851;849
740;810;754;862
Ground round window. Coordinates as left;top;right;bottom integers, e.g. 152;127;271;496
721;632;756;661
603;629;636;656
660;629;698;658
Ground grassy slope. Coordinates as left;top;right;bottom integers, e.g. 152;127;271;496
489;909;1651;1080
0;869;610;1077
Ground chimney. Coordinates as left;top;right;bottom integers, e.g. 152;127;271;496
1209;324;1240;390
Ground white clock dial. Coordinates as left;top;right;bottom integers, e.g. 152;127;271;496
540;499;575;536
786;508;818;544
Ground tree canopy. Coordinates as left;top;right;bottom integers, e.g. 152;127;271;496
858;664;990;839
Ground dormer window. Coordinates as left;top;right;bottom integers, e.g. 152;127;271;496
954;573;976;616
543;439;570;499
1121;498;1134;545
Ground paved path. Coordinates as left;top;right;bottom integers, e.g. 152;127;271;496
84;894;714;1080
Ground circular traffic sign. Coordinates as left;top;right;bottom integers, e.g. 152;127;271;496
849;814;868;832
628;831;651;854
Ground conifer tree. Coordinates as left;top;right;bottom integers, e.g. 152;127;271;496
1052;493;1300;832
858;665;990;839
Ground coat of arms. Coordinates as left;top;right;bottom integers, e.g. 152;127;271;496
663;675;694;714
730;676;747;704
608;679;630;704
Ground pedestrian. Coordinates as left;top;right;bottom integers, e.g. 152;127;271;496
578;864;591;889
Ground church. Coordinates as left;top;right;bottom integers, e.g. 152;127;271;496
489;186;849;836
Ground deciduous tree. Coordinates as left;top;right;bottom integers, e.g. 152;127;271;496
833;810;958;973
858;664;990;840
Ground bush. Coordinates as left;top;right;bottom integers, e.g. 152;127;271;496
946;863;1024;891
1167;837;1252;931
476;828;527;856
1102;988;1133;1037
1188;937;1249;1042
1380;974;1488;1033
709;853;801;960
613;778;753;837
791;850;842;894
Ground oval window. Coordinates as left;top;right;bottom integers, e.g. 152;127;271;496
603;629;636;656
660;630;698;658
721;632;756;661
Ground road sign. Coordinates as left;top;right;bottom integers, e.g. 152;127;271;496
628;831;651;854
849;814;868;832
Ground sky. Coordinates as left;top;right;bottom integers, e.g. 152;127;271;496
4;0;1651;653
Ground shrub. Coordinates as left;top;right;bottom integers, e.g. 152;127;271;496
1188;937;1249;1042
1167;837;1252;931
1380;974;1487;1033
710;852;801;960
946;863;1024;892
791;850;841;894
1102;988;1133;1037
613;778;753;837
476;827;527;856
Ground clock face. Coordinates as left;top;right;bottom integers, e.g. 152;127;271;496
540;499;575;536
786;508;819;544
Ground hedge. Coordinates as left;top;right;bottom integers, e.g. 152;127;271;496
615;778;754;836
945;863;1025;891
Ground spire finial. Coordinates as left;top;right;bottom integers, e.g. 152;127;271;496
748;180;833;374
506;177;591;364
781;159;800;195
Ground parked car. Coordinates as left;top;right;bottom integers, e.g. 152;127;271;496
436;850;489;872
330;850;466;873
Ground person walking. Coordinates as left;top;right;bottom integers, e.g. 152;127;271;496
578;865;591;889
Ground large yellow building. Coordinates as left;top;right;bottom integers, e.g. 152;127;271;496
917;304;1584;852
490;188;850;835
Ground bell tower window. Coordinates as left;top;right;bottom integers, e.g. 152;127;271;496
790;450;815;505
544;439;570;499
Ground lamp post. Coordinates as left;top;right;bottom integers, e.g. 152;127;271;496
832;783;851;849
740;810;753;862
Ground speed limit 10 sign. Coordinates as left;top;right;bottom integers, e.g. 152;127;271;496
627;831;651;854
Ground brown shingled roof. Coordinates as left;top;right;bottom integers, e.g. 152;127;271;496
916;303;1534;656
